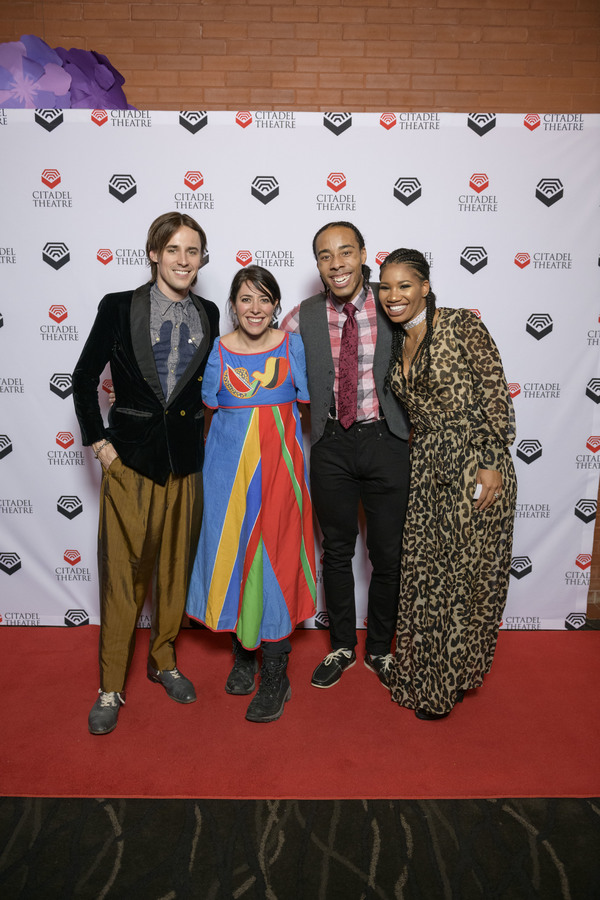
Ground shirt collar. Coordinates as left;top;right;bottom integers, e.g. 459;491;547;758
327;282;368;313
150;282;192;315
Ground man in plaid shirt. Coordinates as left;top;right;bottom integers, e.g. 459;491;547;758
281;222;410;690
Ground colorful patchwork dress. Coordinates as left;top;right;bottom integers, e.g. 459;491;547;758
186;331;317;649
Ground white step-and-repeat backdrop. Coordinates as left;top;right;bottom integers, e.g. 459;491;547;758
1;109;598;631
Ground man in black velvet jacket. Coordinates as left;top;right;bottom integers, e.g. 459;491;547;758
73;212;219;735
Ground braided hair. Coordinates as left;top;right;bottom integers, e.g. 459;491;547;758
380;248;437;392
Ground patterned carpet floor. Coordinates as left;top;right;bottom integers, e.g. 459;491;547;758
1;797;599;899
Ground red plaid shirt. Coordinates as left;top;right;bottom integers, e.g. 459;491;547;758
281;284;381;422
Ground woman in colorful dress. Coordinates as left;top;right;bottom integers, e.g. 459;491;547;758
186;266;316;723
378;248;517;720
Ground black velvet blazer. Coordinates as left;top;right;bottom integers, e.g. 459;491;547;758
72;283;220;485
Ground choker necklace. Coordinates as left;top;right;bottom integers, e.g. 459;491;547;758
403;308;427;331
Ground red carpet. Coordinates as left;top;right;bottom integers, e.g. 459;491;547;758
0;626;597;799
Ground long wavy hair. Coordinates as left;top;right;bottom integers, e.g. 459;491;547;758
380;248;437;391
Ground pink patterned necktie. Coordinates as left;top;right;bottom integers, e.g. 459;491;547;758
338;302;358;429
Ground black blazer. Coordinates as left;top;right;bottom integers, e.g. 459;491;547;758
73;283;220;485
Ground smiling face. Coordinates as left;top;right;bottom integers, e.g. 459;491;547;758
233;280;276;339
378;262;429;326
314;225;367;303
149;225;202;301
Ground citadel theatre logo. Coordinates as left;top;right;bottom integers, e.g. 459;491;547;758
458;174;498;212
565;555;591;588
1;610;41;625
56;432;74;449
0;377;24;394
174;171;215;210
516;251;572;270
521;382;560;399
251;176;279;205
380;113;396;130
97;249;113;265
574;499;596;524
0;497;33;515
236;251;252;267
460;247;488;274
0;109;7;126
0;246;16;264
0;552;21;575
394;112;440;130
255;111;295;129
508;383;521;398
576;553;592;570
515;503;549;519
586;378;600;403
236;111;253;128
109;174;137;203
503;616;541;630
516;439;542;464
314;610;329;629
565;613;587;629
56;551;91;583
524;114;541;131
179;111;208;134
236;247;294;269
575;436;600;470
323;113;352;136
526;313;553;340
57;495;83;519
41;306;79;342
42;242;70;270
0;434;13;459
35;109;63;131
65;609;90;625
467;113;496;136
91;109;108;126
41;168;60;188
468;309;481;318
510;556;532;579
536;178;563;207
376;251;390;266
49;305;67;323
48;433;84;467
317;173;356;211
394;177;421;206
31;169;73;208
49;374;73;399
543;114;583;132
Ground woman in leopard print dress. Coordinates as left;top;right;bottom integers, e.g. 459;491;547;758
378;249;517;720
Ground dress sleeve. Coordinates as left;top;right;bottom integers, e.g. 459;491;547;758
201;341;222;410
287;332;310;403
454;308;516;470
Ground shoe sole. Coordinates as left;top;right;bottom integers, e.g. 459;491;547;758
310;657;356;689
88;721;118;735
245;685;292;723
363;658;391;691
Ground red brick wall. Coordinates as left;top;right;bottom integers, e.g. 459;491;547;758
1;1;599;112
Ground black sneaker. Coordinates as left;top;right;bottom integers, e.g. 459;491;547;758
364;653;393;690
245;654;291;723
311;648;356;689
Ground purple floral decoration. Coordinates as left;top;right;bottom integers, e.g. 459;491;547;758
0;34;133;109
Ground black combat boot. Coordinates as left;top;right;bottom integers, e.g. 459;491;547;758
245;653;291;723
225;635;259;695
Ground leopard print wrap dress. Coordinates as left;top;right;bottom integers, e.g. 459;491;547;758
388;307;517;716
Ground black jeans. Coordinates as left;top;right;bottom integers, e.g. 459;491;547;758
310;419;410;657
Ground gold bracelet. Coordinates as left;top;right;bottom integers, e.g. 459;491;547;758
93;439;112;458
